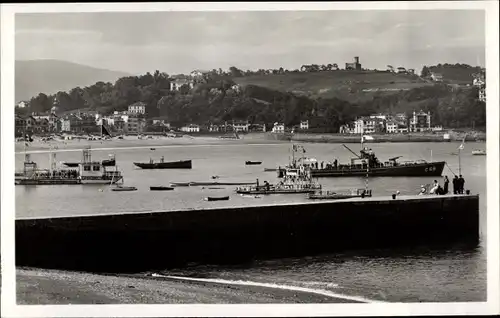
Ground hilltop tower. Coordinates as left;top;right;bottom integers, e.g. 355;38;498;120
345;56;362;71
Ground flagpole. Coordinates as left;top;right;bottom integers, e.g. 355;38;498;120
458;147;461;176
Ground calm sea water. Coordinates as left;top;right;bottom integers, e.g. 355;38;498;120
15;141;487;302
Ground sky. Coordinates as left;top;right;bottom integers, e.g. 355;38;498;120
15;10;485;75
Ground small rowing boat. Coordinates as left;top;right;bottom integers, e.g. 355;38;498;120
150;186;174;191
204;196;230;202
472;149;486;156
245;161;262;165
112;186;137;192
264;168;277;172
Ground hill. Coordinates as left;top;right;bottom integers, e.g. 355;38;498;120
424;63;483;84
232;70;433;103
15;60;130;102
17;67;485;132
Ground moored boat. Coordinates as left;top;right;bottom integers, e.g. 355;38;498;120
15;147;123;185
204;196;230;201
150;186;174;191
280;144;446;178
309;188;372;200
170;181;256;187
170;182;192;187
236;166;321;195
245;161;262;165
63;154;116;167
112;186;137;192
134;156;192;169
472;149;486;156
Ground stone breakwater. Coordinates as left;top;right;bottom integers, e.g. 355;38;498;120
16;194;479;273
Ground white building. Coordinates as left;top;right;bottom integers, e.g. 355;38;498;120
272;122;285;133
430;72;443;82
300;120;309;130
126;115;146;134
339;124;351;134
386;121;398;133
170;78;195;91
231;84;242;94
370;114;388;121
128;102;146;115
410;110;431;132
152;119;170;128
180;124;200;133
59;118;71;132
353;117;376;134
114;111;130;123
397;126;409;133
17;101;28;108
232;121;250;132
190;70;210;78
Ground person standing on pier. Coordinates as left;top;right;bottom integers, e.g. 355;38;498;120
458;175;465;194
443;176;450;195
453;175;459;194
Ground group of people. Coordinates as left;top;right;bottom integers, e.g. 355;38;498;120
420;175;466;195
452;175;466;194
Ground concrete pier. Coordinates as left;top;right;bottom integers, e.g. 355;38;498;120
15;194;480;273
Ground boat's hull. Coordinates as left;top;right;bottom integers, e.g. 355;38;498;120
472;151;486;156
14;177;121;185
236;189;317;195
205;196;230;201
63;159;115;168
245;161;262;165
134;160;192;169
112;187;137;192
170;181;256;187
150;186;174;191
308;161;446;177
79;176;123;184
309;193;372;200
15;178;81;185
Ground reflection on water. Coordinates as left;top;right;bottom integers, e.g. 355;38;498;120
162;244;486;303
15;141;487;302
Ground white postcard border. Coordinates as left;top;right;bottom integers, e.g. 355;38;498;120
1;1;499;317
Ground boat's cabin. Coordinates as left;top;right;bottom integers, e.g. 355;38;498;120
22;161;38;177
79;162;104;176
79;162;121;178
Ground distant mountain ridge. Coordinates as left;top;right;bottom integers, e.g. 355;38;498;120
15;59;130;102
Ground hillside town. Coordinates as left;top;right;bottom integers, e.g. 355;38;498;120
14;57;486;138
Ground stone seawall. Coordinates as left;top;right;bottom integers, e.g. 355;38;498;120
15;195;479;273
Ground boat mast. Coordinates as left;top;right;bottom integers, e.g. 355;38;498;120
362;135;369;192
458;133;466;175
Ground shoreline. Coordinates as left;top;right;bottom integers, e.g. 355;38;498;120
15;268;367;304
14;132;484;154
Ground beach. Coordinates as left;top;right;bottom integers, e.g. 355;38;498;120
15;134;285;154
16;131;486;155
15;268;361;304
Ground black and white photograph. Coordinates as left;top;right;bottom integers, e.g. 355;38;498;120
1;1;499;317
